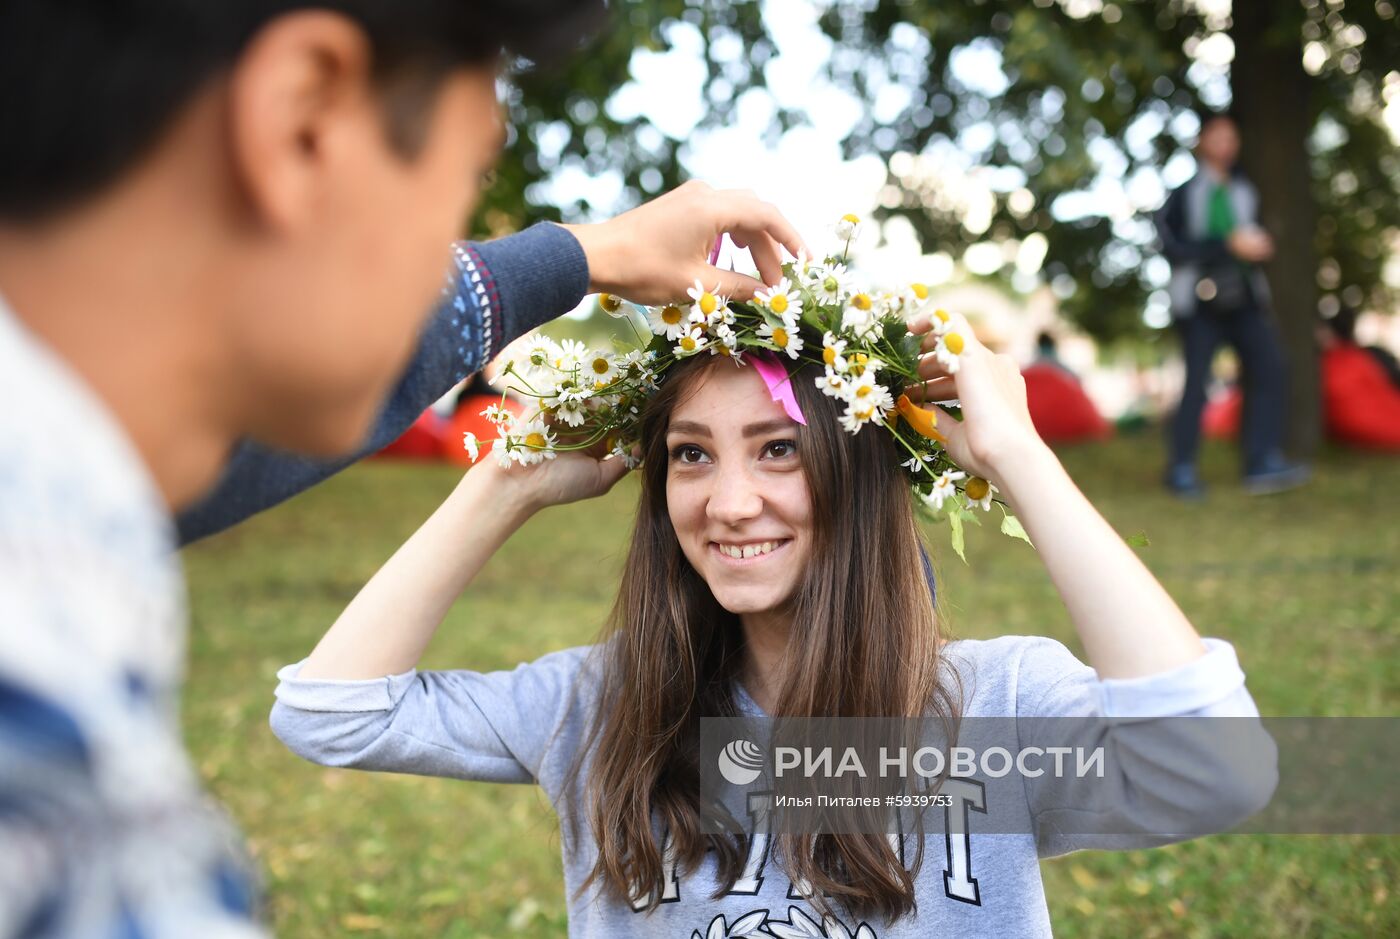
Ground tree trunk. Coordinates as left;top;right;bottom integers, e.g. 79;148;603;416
1230;0;1321;459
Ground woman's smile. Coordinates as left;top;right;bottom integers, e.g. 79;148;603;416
710;537;794;564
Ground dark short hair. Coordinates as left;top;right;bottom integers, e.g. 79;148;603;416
0;0;606;221
1194;106;1240;134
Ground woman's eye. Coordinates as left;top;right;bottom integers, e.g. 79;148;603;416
670;444;709;464
764;439;798;459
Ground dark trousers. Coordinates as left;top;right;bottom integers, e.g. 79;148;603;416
1168;304;1288;476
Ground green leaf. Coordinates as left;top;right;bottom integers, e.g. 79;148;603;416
1125;530;1151;548
1000;514;1034;548
948;509;967;564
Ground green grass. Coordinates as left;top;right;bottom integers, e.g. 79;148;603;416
183;434;1399;937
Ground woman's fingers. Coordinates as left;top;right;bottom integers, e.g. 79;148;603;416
902;376;958;404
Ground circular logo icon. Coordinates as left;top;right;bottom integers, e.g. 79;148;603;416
717;739;764;785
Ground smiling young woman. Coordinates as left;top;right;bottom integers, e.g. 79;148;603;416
270;315;1275;937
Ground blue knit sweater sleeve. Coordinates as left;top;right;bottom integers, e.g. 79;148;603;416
175;222;589;545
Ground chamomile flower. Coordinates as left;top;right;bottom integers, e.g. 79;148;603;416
552;386;591;427
815;368;850;399
901;453;935;474
842;370;894;423
598;293;628;317
646;303;689;340
552;338;589;373
479;403;512;425
673;326;709;357
819;331;849;373
933;331;966;374
929;307;953;336
509;418;558;466
925;469;967;511
789;249;819;288
906;282;933;312
585;351;619;388
686;280;726;321
520;332;561;375
842;290;876;323
965;476;998;511
709;323;742;360
462;432;480;463
755;277;804;319
835;212;862;242
757;317;805;359
813;263;851;304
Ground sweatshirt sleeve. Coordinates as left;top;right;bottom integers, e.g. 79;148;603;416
268;644;598;805
176;222;589;545
1012;637;1278;858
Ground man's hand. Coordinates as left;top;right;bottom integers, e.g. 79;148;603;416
561;181;811;305
1227;226;1274;264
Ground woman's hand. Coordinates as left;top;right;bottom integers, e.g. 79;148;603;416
475;432;634;515
901;310;1047;485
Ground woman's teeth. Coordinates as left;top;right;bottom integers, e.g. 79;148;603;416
717;541;783;560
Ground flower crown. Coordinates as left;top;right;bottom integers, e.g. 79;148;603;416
465;215;1031;559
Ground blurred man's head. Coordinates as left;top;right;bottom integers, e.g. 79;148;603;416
1195;109;1241;171
0;0;603;456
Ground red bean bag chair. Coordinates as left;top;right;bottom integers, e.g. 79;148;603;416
374;409;449;461
1022;362;1112;444
1202;386;1242;439
444;393;525;466
1323;343;1400;450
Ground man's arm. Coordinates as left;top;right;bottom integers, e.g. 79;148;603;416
176;221;589;545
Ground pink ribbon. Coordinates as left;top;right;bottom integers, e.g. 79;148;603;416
749;350;808;426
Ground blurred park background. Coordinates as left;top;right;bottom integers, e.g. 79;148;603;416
182;0;1400;935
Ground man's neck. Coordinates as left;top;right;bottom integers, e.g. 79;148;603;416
1200;159;1231;183
0;206;241;513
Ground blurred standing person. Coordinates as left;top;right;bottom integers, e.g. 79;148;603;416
1155;109;1309;498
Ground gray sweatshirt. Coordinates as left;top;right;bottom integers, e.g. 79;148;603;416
270;635;1274;938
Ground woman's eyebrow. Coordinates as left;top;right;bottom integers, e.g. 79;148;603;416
667;419;796;438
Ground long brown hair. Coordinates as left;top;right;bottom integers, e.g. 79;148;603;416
561;350;961;923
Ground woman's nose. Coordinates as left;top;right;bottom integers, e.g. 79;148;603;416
706;463;764;525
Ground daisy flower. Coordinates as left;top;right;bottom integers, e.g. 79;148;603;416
933;331;966;374
584;351;619;388
924;469;967;511
462;432;480;463
757;318;804;359
819;331;849;372
755;277;804;319
479;403;512;425
840;401;879;434
509;418;558;466
965;476;998;511
598;292;629;317
901;453;935;474
789;249;820;288
686;279;726;321
708;323;742;360
812;263;851;304
646;303;689;340
549;338;589;374
520;332;561;375
835;212;862;243
815;368;849;399
552;386;591;427
842;370;894;423
673;326;709;357
841;292;880;339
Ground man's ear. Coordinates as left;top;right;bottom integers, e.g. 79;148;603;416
225;10;374;231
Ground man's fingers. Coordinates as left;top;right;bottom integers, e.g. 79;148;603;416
707;267;766;302
715;191;810;262
747;231;785;287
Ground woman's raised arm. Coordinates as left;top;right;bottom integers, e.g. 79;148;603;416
905;311;1207;681
295;442;631;681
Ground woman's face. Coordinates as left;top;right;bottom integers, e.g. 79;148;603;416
665;359;813;616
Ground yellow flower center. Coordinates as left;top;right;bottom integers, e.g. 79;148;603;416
857;406;873;419
591;357;610;375
934;308;950;323
823;346;837;365
662;305;683;325
680;336;697;351
772;327;789;347
855;384;871;398
944;332;965;355
966;477;991;501
842;213;861;225
852;293;872;311
769;293;789;314
911;283;929;300
524;432;546;449
599;293;622;312
699;293;718;315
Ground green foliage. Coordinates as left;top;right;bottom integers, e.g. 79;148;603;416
481;0;1398;346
